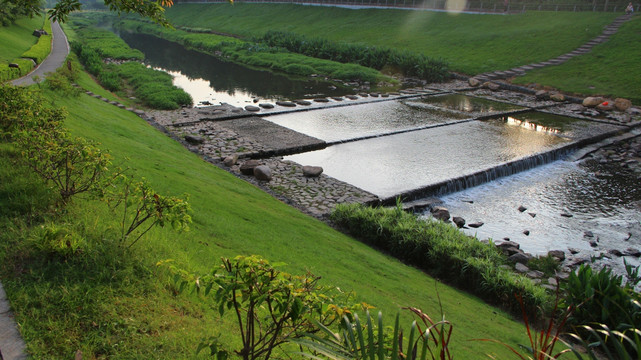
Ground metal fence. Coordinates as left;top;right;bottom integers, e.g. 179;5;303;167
176;0;639;12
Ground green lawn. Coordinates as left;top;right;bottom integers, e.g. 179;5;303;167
0;15;45;62
0;67;535;358
165;4;616;75
514;15;641;104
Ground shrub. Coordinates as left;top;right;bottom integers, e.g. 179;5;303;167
330;203;550;315
44;70;81;97
98;71;121;91
0;85;64;137
563;264;641;333
0;58;35;82
31;222;86;258
165;255;364;360
22;35;52;64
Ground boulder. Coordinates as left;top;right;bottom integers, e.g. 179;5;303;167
597;101;614;111
468;78;481;87
430;206;450;222
514;262;530;272
582;96;603;107
502;246;523;256
523;230;530;236
497;241;520;250
548;277;558;286
468;222;484;228
452;216;466;228
184;135;204;145
302;165;323;178
483;82;500;91
244;105;260;112
509;252;531;265
223;155;238;167
8;63;19;69
259;103;275;109
253;165;272;181
526;270;544;279
518;205;527;212
276;101;296;107
550;93;565;102
548;250;566;261
614;98;632;111
535;90;548;100
608;249;623;257
32;29;48;37
240;159;261;175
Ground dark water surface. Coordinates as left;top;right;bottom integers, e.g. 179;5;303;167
119;32;352;106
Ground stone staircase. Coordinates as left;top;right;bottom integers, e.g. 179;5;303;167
472;14;633;83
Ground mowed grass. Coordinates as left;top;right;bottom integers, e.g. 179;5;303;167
0;70;532;358
514;15;641;104
165;4;616;74
0;15;45;62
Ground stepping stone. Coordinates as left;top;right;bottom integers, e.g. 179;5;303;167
313;98;330;103
259;103;275;109
331;97;344;101
295;100;312;105
275;101;296;107
358;92;369;97
345;95;359;100
245;105;260;112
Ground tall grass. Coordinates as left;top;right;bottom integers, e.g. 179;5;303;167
257;31;448;82
331;203;551;316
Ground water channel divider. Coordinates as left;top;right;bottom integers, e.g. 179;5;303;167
377;125;631;206
169;91;449;128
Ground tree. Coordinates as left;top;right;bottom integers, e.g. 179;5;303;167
1;0;174;26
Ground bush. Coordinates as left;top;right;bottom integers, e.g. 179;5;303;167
0;58;35;82
22;35;52;64
97;71;121;91
31;222;86;258
330;203;550;315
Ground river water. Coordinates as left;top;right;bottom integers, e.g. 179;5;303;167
118;30;641;274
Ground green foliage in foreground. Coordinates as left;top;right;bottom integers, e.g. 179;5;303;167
115;18;391;84
514;16;641;105
21;17;52;64
331;203;550;315
257;31;448;82
0;71;533;357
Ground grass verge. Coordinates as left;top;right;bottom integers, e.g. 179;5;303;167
0;69;534;358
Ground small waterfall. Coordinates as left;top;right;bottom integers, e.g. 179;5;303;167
380;145;574;205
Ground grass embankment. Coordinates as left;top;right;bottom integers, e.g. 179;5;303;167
113;17;393;85
21;17;52;65
164;4;615;75
0;15;47;82
514;15;641;104
0;73;532;358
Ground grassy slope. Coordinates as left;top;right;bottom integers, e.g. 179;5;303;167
165;4;615;75
514;15;641;104
0;15;44;62
0;71;532;357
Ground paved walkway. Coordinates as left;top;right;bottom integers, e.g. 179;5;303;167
11;20;69;86
471;14;633;82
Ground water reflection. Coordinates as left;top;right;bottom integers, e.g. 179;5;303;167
266;100;468;142
119;32;351;106
506;116;561;135
285;120;569;197
417;93;524;113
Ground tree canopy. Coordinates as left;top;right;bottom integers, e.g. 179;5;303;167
1;0;174;26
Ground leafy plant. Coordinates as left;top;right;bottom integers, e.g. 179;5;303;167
294;307;453;360
31;221;86;257
477;292;572;360
164;255;363;360
99;173;191;247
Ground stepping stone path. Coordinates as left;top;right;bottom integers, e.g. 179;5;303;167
471;14;633;83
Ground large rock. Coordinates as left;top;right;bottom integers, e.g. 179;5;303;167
452;216;466;228
276;101;296;107
535;90;548;100
597;101;614;111
614;98;632;111
8;63;19;68
184;135;204;145
497;240;520;250
550;93;565;102
240;159;261;175
223;155;238;167
259;103;275;109
431;206;450;222
302;165;323;178
33;29;48;37
483;82;500;91
509;252;531;265
245;105;260;112
582;96;604;107
548;250;565;261
253;165;272;181
468;78;481;87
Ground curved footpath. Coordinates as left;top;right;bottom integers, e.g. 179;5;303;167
11;20;69;86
